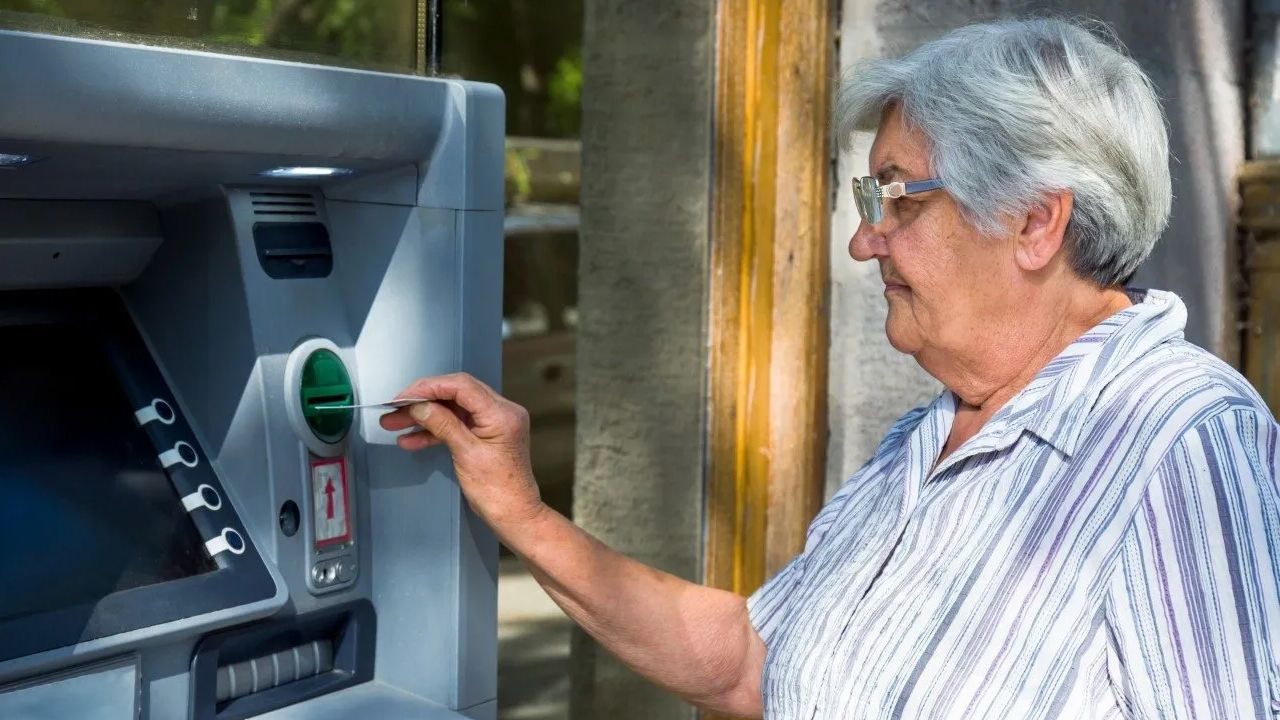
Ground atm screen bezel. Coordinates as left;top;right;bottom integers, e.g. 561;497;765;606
0;289;277;663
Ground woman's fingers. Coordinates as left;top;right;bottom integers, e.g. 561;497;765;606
407;401;475;451
397;373;500;421
384;374;523;456
381;399;476;432
381;407;416;431
385;375;540;529
396;429;442;451
443;399;477;429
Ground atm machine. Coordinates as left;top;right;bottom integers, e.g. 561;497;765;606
0;23;502;720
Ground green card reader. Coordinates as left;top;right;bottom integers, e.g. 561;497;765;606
285;339;358;595
299;349;354;445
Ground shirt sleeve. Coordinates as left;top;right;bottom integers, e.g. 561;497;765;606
1106;407;1280;719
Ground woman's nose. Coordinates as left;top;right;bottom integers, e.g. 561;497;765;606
849;220;888;261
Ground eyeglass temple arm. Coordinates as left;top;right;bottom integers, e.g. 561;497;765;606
904;178;944;194
879;178;945;198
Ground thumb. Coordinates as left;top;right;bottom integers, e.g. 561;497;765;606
409;402;473;449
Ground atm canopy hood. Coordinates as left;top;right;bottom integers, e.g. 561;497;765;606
0;29;502;210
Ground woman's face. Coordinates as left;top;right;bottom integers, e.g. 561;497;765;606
849;106;1018;364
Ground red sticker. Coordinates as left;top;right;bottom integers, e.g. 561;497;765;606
310;457;351;548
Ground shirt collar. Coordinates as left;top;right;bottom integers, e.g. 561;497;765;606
938;288;1187;464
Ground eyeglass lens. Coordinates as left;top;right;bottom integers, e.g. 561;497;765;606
854;177;882;224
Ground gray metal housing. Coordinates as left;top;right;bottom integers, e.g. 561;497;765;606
0;28;502;720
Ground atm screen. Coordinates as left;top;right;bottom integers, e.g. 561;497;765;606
0;322;216;623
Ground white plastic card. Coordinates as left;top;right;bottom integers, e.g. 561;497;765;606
311;397;429;412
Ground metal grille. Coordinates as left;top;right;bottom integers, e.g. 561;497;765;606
249;192;318;219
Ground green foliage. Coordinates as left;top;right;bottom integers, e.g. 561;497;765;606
14;0;64;16
442;0;582;139
207;0;273;46
506;143;534;204
0;0;584;138
0;0;417;70
546;48;582;137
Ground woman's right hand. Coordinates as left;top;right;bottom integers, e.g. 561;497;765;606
382;377;765;717
379;372;545;530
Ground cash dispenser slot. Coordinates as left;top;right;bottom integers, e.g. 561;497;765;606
191;601;375;720
217;639;335;704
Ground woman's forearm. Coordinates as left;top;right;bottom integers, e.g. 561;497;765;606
379;377;765;715
497;502;766;717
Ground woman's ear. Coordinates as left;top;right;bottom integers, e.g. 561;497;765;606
1015;190;1073;272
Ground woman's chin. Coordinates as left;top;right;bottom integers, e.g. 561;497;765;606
884;316;922;355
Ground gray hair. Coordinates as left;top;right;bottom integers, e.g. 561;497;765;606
836;18;1171;287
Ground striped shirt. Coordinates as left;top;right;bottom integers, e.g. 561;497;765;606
749;289;1280;719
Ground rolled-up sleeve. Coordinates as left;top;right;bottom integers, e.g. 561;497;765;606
1106;408;1280;719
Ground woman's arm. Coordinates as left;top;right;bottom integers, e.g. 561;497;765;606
505;502;766;714
1105;408;1280;719
380;373;766;717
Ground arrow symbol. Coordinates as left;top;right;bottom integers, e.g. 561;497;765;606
324;478;336;520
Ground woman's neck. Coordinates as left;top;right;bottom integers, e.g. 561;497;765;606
931;285;1133;464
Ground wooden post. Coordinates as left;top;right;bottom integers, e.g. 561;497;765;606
705;0;833;653
1241;160;1280;413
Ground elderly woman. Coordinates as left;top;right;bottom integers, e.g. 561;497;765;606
382;17;1280;719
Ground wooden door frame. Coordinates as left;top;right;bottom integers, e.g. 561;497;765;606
705;0;834;607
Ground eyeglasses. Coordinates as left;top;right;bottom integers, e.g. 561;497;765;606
852;176;945;224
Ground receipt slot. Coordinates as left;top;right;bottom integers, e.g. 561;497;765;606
0;25;503;720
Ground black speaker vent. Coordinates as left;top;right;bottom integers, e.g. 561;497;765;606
250;192;318;219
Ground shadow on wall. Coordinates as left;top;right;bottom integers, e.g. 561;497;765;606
867;0;1244;356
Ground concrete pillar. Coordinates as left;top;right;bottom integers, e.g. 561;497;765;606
571;1;714;718
828;0;1247;493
